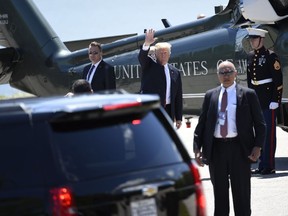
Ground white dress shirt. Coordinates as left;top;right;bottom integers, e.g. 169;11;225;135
214;82;238;138
164;64;171;104
87;60;102;83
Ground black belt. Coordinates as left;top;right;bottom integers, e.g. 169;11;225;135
214;137;238;143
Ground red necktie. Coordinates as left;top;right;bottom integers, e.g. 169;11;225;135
86;65;95;81
220;89;228;138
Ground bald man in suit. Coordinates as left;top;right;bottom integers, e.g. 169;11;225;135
193;61;266;216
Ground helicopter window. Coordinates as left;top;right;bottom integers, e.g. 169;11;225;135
269;0;288;16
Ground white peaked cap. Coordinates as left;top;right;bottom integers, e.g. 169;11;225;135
246;28;268;38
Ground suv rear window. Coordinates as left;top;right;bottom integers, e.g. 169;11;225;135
50;110;183;181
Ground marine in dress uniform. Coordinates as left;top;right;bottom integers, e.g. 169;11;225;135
246;27;283;175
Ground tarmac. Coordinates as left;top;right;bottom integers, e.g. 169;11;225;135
177;116;288;216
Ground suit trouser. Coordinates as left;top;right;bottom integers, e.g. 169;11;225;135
209;138;251;216
164;104;172;120
259;109;277;170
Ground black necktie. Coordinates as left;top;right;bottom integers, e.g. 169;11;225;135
86;65;95;81
220;89;228;138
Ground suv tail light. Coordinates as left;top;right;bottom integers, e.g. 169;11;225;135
103;101;141;111
50;187;77;216
189;160;207;216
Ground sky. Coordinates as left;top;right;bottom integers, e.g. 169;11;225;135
1;0;229;96
33;0;229;41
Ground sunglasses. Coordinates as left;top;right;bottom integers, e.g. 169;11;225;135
89;51;99;55
218;70;235;76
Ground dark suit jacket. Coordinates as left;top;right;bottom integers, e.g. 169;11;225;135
82;60;116;92
193;84;266;164
138;48;183;121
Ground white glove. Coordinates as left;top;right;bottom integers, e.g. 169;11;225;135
269;102;279;110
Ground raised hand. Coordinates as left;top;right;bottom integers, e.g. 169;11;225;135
144;29;157;46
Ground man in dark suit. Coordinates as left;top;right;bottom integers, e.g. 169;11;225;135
193;61;266;216
82;41;116;92
138;29;183;129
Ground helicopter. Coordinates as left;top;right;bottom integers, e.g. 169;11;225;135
0;0;287;130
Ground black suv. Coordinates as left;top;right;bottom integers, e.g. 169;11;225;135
0;92;206;216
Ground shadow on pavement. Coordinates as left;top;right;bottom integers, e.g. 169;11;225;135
251;157;288;178
201;177;211;182
275;157;288;171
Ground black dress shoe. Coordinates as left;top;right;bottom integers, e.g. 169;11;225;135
251;168;262;174
261;168;276;175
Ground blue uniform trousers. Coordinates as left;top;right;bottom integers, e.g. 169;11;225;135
259;109;277;170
